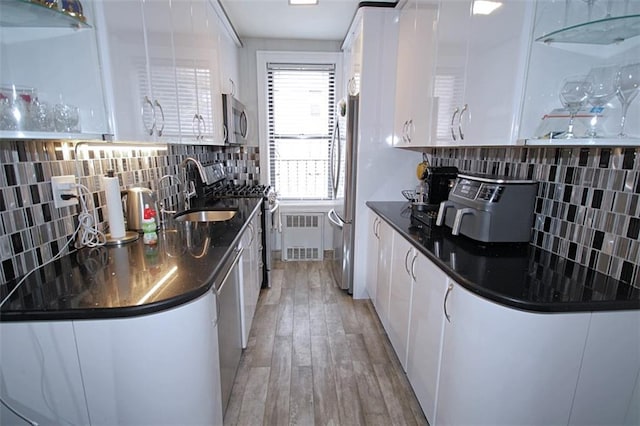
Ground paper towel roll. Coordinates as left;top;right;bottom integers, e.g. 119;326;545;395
103;176;126;239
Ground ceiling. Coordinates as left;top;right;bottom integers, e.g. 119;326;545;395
218;0;396;42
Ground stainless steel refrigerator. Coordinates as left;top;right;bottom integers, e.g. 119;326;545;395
328;94;358;293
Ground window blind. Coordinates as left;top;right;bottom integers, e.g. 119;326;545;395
267;62;336;200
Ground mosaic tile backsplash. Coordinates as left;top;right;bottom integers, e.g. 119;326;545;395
427;146;640;288
0;140;260;285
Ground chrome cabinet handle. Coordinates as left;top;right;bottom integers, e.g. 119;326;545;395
450;107;459;141
223;124;228;143
373;217;380;239
192;114;200;139
212;286;219;328
142;95;155;136
200;114;207;139
404;248;412;275
247;223;254;246
229;78;236;96
444;283;453;322
239;110;248;139
410;254;417;281
407;119;414;143
154;99;165;137
458;104;468;140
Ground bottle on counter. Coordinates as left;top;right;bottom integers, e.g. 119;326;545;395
142;204;158;245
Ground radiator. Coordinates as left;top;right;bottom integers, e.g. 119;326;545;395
281;213;324;261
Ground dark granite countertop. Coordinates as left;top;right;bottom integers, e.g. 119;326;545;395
367;201;640;313
0;198;262;321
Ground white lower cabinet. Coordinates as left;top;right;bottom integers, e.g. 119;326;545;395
372;217;393;331
240;211;262;348
0;322;90;425
73;292;223;425
435;282;589;425
406;251;448;423
369;209;640;426
568;310;640;425
387;234;415;371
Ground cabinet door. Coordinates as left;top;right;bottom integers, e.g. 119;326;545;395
461;0;533;145
436;282;589;425
393;2;416;147
406;251;448;423
144;0;180;141
432;0;470;145
100;0;155;141
0;322;90;425
73;293;222;425
569;310;640;425
373;218;393;329
387;233;414;370
394;0;438;148
365;212;380;301
1;1;109;139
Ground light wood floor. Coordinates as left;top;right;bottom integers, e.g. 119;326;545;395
224;260;429;426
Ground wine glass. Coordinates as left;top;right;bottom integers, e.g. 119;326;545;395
615;63;640;137
585;65;618;137
559;76;592;139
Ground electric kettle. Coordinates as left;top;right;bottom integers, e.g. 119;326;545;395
123;187;158;232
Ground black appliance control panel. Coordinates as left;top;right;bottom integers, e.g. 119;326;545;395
453;179;504;203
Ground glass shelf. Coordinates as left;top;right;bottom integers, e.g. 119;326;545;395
525;137;640;147
536;14;640;45
0;0;90;29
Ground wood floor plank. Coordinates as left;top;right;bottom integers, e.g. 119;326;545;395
289;366;315;425
276;288;294;337
338;294;362;334
293;302;311;367
311;334;340;426
263;336;292;426
223;346;253;426
309;302;328;336
236;367;270;426
323;302;345;337
348;334;393;423
327;330;365;426
373;362;418;426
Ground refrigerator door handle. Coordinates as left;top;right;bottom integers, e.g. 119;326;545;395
328;208;344;229
329;121;341;198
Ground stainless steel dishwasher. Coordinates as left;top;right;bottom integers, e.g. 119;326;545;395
213;246;243;416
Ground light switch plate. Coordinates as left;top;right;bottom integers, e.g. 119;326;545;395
51;175;78;209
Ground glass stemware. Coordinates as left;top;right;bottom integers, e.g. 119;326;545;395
585;65;618;137
559;76;592;139
615;63;640;138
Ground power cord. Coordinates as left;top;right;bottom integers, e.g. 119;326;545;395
0;182;104;425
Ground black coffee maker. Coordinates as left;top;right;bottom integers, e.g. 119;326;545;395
411;166;458;228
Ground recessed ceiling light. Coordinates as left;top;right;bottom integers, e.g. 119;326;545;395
472;1;502;15
289;0;318;5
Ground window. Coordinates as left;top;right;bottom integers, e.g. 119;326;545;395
266;62;336;200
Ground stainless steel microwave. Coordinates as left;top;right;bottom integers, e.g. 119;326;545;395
222;94;248;144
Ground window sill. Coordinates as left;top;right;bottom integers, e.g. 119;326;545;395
277;200;338;212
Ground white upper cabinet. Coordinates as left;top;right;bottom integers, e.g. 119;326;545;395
98;0;228;145
0;0;110;139
520;0;640;146
393;0;438;148
178;0;223;145
97;0;178;142
343;17;362;96
431;0;534;146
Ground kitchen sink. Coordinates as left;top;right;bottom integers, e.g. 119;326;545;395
174;210;237;222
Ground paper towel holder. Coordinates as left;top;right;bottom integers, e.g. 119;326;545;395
104;170;139;246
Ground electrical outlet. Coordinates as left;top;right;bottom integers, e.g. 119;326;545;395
51;175;78;209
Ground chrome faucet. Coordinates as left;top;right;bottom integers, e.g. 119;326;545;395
158;174;183;225
179;157;209;209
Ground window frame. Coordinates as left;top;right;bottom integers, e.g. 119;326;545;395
256;51;343;201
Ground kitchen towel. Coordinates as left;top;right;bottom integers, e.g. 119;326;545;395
103;175;126;239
